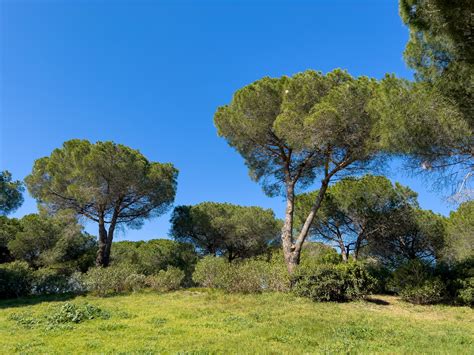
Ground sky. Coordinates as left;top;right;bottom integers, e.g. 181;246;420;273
0;0;453;241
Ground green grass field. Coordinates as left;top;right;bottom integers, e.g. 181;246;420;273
0;290;472;354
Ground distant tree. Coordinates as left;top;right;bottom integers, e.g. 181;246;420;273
7;211;96;271
443;201;474;263
170;202;280;262
111;239;198;278
0;171;24;215
367;208;446;267
0;216;21;263
25;139;178;267
396;0;473;199
295;175;418;262
215;69;390;272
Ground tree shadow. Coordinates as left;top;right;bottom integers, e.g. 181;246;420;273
0;293;79;309
365;297;390;306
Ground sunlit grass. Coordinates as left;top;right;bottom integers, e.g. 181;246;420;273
0;290;472;353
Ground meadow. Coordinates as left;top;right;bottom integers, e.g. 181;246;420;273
1;290;472;354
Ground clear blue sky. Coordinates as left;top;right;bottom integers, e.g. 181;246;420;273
1;0;452;241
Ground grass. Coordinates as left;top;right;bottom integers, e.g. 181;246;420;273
0;289;473;353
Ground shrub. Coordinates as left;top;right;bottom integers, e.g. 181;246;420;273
456;277;473;306
146;267;185;292
82;265;144;296
192;256;230;288
399;279;446;305
124;273;147;292
387;259;433;293
32;268;71;295
46;302;110;325
0;261;34;298
192;256;290;293
292;262;377;302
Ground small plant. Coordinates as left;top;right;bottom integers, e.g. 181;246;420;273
146;267;185;292
9;302;110;330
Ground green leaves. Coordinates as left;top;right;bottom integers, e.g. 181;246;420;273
0;171;24;216
25;139;178;227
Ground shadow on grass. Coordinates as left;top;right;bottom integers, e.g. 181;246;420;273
365;297;390;306
0;293;79;309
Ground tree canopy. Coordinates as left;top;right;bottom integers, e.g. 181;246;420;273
397;0;473;199
214;69;390;271
295;175;418;261
0;171;24;216
443;201;474;263
170;202;280;262
25;139;178;267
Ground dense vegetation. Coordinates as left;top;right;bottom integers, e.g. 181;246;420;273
1;1;472;352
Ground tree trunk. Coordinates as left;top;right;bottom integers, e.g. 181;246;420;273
96;215;108;267
281;182;296;274
340;243;348;262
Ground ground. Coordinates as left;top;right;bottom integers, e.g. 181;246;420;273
0;290;472;353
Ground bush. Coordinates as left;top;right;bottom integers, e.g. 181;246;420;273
388;260;433;293
192;256;290;293
124;273;147;292
146;267;185;292
0;261;34;298
82;265;145;296
456;277;473;306
399;279;446;305
32;268;71;295
292;262;377;302
192;256;230;288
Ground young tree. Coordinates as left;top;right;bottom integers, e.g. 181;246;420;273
295;175;418;261
170;202;280;262
214;69;386;272
0;171;24;215
25;139;178;267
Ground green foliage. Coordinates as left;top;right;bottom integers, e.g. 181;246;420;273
0;216;21;263
46;302;110;325
368;208;446;267
444;201;474;263
192;256;290;293
9;302;110;331
5;212;96;271
399;279;446;305
146;267;185;292
456;277;474;306
0;261;33;298
214;69;384;197
300;242;341;265
292;262;377;302
170;202;280;261
399;0;473;124
82;265;145;296
0;171;24;216
32;268;72;295
192;255;230;288
296;175;419;260
25;139;178;266
111;239;197;283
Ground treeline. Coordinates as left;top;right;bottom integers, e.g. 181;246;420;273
1;0;472;306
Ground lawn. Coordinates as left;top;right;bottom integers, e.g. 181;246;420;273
0;290;472;354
